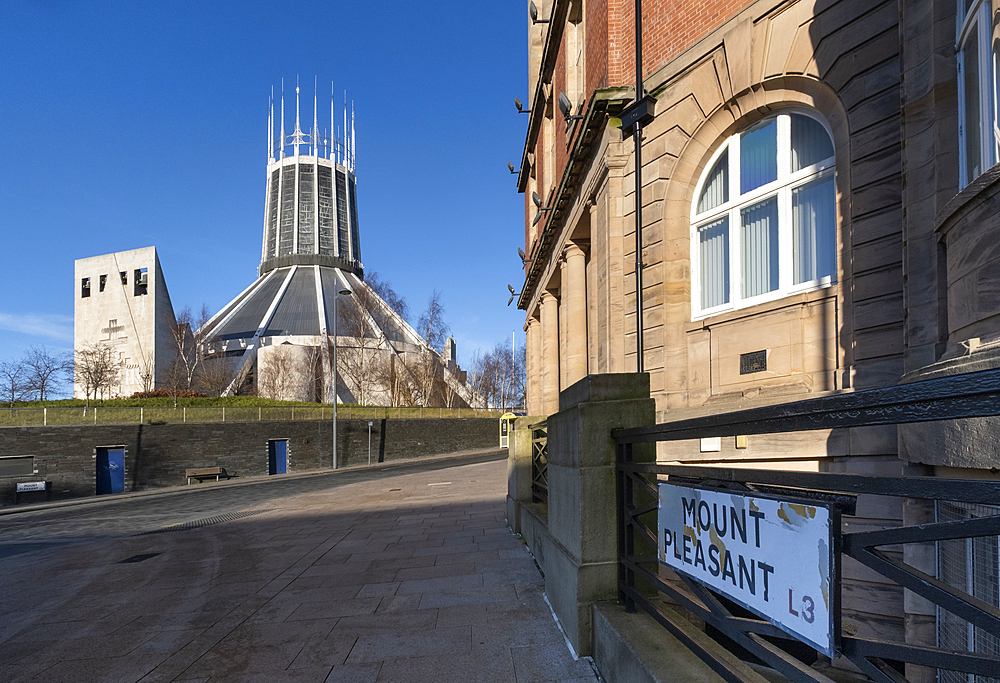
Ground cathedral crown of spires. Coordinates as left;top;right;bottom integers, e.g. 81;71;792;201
259;77;361;278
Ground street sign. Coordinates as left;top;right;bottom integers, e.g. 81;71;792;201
16;481;46;492
658;482;835;655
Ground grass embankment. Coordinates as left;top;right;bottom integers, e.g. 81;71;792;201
1;398;499;427
14;396;349;409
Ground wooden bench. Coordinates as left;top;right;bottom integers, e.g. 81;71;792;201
185;467;236;485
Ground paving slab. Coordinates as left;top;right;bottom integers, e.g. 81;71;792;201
0;453;598;682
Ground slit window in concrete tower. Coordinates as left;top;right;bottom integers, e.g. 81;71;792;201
134;268;148;296
120;271;127;286
81;277;91;298
99;274;107;292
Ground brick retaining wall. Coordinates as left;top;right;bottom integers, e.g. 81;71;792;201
0;418;497;505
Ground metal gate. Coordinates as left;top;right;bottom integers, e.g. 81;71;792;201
613;367;1000;683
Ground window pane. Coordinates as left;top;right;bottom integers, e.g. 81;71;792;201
963;28;983;182
741;196;779;298
793;176;837;284
995;45;1000;165
740;120;777;194
698;149;729;213
963;0;977;22
699;217;730;309
791;114;834;171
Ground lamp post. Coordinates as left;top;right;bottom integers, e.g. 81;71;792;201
618;0;654;373
332;284;352;469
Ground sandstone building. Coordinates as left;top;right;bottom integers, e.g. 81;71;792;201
514;0;1000;675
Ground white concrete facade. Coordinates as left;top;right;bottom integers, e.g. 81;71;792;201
73;246;177;398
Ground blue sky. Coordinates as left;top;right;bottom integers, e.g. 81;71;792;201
0;1;529;392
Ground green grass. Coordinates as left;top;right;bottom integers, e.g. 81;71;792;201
0;398;501;427
13;396;350;409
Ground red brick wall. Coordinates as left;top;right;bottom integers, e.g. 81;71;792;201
587;0;609;93
526;0;753;255
525;191;533;255
609;0;755;85
554;37;569;197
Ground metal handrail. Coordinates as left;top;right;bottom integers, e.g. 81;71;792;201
614;366;1000;683
0;405;503;427
530;419;548;504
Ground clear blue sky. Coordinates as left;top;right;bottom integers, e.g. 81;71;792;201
0;1;530;393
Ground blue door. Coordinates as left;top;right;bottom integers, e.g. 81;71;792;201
268;440;287;475
96;447;125;495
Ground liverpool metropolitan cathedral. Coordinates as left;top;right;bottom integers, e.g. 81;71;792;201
73;81;479;408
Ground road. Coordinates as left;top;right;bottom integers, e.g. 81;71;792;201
0;449;598;682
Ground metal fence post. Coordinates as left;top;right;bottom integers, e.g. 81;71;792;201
617;440;626;606
621;441;636;612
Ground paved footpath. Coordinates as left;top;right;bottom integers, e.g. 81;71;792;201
0;452;600;683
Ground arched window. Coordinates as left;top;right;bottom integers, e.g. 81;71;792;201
691;111;837;317
957;0;999;188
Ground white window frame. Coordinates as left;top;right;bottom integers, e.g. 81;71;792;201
691;110;837;320
957;0;998;188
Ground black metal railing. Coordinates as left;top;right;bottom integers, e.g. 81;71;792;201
531;419;549;504
613;366;1000;683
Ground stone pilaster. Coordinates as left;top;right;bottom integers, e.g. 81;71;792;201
541;291;560;415
563;242;588;386
525;316;541;415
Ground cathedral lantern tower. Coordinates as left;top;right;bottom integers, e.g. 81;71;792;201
259;80;362;277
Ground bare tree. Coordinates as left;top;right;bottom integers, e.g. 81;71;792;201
469;339;526;411
0;359;29;410
366;271;409;322
22;345;73;401
335;284;387;405
138;358;155;394
369;352;414;407
257;345;315;400
198;355;236;397
161;356;188;407
169;305;211;391
417;290;449;351
394;291;450;407
75;344;124;407
442;377;461;408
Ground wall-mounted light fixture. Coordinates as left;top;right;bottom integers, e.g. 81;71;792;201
531;191;553;226
558;92;584;124
529;1;550;24
508;161;520;174
507;284;523;307
518;247;534;266
515;97;531;114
